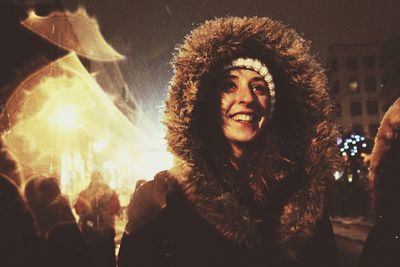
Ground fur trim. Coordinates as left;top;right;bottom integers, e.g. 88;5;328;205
164;17;340;257
369;98;400;216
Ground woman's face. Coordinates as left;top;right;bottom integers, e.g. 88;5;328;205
219;68;270;148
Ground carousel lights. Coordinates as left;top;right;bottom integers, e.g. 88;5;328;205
340;133;369;158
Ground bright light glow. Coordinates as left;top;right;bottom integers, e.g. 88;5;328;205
357;169;361;174
348;174;353;182
362;143;367;148
3;53;173;200
342;152;347;156
93;140;108;153
103;160;117;170
334;171;341;180
50;105;79;130
349;81;359;92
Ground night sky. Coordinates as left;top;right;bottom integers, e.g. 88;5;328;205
81;0;400;59
1;0;399;117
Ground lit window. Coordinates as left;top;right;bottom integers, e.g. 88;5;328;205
349;79;360;92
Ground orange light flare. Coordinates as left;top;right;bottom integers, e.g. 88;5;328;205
3;53;173;205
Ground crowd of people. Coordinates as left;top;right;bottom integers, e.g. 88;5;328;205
0;146;121;267
1;15;399;267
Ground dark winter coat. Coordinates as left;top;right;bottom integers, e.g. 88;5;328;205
359;98;400;267
1;175;89;267
119;16;340;267
75;182;120;231
0;174;41;267
75;181;120;267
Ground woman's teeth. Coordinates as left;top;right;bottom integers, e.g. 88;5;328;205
232;114;255;122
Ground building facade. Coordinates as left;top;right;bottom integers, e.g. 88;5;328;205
380;36;400;109
328;42;384;138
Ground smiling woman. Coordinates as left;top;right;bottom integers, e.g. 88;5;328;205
219;66;271;159
118;16;341;267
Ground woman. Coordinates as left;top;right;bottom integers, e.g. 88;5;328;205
359;98;400;267
119;16;340;267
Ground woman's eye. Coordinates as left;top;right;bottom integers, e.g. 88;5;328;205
251;84;268;94
221;81;236;92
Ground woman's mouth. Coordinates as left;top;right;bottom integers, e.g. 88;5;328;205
230;113;259;123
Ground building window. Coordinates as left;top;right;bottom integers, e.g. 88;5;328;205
330;58;338;72
346;56;358;71
362;55;375;70
350;102;362;116
332;81;340;94
367;101;379;115
369;123;379;137
383;102;392;112
335;103;342;117
365;76;377;92
348;78;360;93
352;124;364;134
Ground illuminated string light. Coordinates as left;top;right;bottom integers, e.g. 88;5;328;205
339;133;369;158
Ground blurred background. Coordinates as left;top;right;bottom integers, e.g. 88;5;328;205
1;1;400;266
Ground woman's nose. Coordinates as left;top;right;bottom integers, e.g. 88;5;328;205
237;82;254;104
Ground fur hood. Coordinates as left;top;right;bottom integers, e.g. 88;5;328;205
369;98;400;217
164;17;339;258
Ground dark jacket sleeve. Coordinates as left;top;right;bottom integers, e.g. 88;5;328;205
298;211;340;267
118;171;178;267
369;97;400;216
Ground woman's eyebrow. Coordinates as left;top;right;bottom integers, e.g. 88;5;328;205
221;74;238;80
251;77;267;83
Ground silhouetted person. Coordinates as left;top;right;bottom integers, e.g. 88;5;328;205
360;98;400;267
25;176;88;267
75;171;121;267
0;174;40;267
